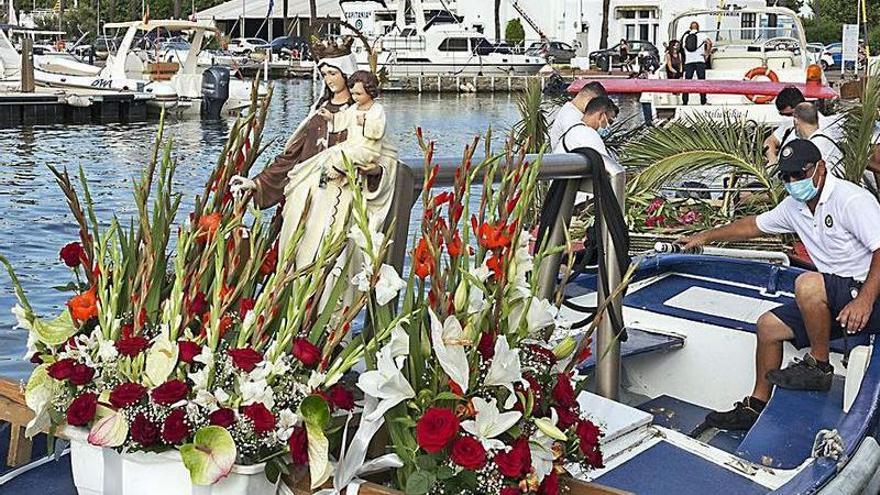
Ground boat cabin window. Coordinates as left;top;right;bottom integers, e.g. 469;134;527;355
438;38;469;52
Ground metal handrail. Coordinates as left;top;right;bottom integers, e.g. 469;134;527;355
387;151;626;400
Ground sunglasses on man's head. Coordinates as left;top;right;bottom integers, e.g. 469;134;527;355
777;163;815;182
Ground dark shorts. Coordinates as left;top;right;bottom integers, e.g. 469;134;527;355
770;273;880;349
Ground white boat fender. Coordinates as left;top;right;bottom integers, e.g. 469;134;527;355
64;94;92;108
818;436;880;495
147;82;178;103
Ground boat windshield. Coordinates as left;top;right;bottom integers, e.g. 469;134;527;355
670;9;804;49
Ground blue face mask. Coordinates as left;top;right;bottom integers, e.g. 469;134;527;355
598;127;611;139
784;168;820;202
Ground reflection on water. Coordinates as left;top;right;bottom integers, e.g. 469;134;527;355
0;80;524;380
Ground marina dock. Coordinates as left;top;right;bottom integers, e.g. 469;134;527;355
0;88;151;127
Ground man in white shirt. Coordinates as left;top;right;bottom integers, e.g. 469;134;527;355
765;87;844;164
552;96;618;157
792;102;843;173
680;140;880;430
681;22;712;105
548;81;607;151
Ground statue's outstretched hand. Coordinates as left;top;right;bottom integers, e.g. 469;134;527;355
230;175;257;199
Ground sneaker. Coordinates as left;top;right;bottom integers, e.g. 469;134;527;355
766;354;833;392
704;396;766;430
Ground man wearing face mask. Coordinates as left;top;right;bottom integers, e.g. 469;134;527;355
549;81;607;151
679;140;880;430
553;96;618;157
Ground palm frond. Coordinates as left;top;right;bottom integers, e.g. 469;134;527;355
622;112;779;202
840;68;880;197
511;78;550;154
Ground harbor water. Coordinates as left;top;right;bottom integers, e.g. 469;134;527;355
0;79;637;380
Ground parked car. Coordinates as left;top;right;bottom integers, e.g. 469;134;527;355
525;41;575;64
228;37;269;55
589;40;659;71
822;42;842;70
260;36;311;59
806;42;825;65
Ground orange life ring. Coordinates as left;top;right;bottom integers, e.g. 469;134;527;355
743;66;779;104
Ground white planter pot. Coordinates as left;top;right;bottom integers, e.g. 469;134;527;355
63;426;123;495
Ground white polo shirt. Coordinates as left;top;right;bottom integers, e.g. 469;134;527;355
772;113;844;148
553;122;610;157
756;175;880;281
806;129;843;173
549;102;584;151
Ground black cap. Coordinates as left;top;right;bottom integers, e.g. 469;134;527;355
778;139;823;173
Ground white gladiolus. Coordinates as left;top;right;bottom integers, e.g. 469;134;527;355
353;263;406;306
483;336;524;408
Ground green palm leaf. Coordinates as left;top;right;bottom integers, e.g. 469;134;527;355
840;69;880;196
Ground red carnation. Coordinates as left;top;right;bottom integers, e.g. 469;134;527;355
584;444;604;468
242;403;276;434
110;382;147;409
178;340;201;364
161;409;190;444
556;406;580;430
239;298;255;316
228;348;263;372
116;335;149;357
208;408;236;428
450;436;487;470
326;384;355;411
69;363;95;386
494;437;532;478
66;392;98;426
551;373;577;408
292;338;321;369
289;426;309;465
539;469;559;495
576;419;602;454
60;242;85;268
131;413;160;446
151;380;189;405
415;407;459;454
47;358;75;381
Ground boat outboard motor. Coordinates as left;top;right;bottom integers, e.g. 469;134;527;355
201;67;230;119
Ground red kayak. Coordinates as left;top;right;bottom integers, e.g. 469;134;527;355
567;78;837;100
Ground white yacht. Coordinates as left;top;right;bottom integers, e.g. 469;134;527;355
343;0;545;77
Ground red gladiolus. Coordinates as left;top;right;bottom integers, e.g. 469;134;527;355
239;298;255;316
260;244;278;275
198;213;222;237
646;198;664;214
151;380;190;405
68;363;95;386
116;335;149;357
292;338;321;368
478;222;512;250
447;232;462;257
68;288;98;322
178;341;201;364
110;382;147;409
47;358;76;381
494;437;532;478
208;408;236;428
326;384;355;411
66;392;98;426
679;210;701;225
289;426;309;465
188;292;207;317
161;409;190;444
242;403;276;434
59;242;85;268
228;348;263;372
415;407;459;453
450;436;487;470
425;164;439;190
551;373;577;408
645;215;666;228
413;238;434;279
486;254;504;279
433;191;453;206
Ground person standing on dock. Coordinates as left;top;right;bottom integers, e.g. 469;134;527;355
679;140;880;430
548;81;607;151
664;40;684;80
681;22;711;106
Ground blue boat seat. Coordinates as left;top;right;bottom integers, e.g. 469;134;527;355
637;394;712;436
736;376;846;469
578;328;684;373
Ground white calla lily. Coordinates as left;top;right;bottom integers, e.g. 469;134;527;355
428;308;469;394
357;343;415;421
460;397;521;451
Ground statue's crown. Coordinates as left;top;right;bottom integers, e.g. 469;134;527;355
311;37;355;60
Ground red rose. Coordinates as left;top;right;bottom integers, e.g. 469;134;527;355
208;408;236;428
60;242;85;268
415;407;459;454
228;348;263;372
289;426;309;465
576;419;601;454
151;380;190;405
178;340;201;364
110;382;147;409
292;338;321;369
556;406;579;430
539;469;559;495
477;332;495;360
69;363;95;386
131;413;160;446
161;409;190;444
450;436;487;470
66;392;98;426
326;384;355;411
239;298;255;316
116;335;149;357
494;437;532;478
500;488;521;495
551;373;577;408
47;358;75;380
242;403;276;434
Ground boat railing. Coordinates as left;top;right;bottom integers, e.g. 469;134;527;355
388;151;626;400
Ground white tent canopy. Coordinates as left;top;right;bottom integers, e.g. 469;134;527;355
194;0;342;21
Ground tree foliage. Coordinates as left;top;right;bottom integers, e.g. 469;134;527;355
804;0;880;51
505;18;525;45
